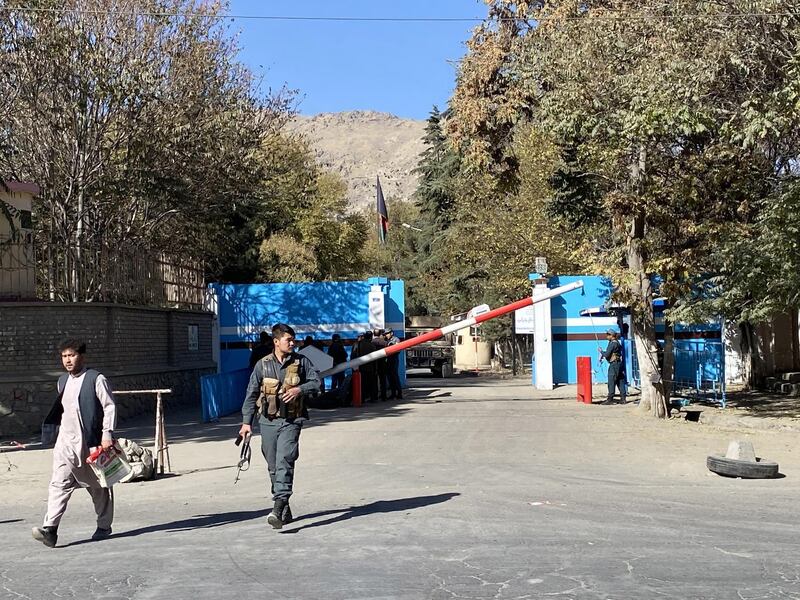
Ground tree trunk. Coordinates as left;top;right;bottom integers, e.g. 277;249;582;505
48;203;55;301
631;298;666;418
661;320;675;407
74;184;83;302
740;321;764;389
628;147;667;418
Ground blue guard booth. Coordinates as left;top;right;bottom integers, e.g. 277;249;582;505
533;275;724;404
201;277;406;421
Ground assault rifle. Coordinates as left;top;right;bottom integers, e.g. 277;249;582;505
234;414;256;484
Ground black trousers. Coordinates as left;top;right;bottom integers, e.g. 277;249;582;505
387;358;402;398
376;360;388;400
360;367;377;402
606;362;627;403
331;371;345;389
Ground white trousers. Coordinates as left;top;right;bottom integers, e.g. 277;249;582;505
44;457;113;529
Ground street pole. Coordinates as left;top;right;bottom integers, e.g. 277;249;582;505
512;314;517;376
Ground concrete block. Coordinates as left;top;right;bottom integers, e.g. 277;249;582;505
783;372;800;384
780;383;793;394
765;377;778;389
773;381;785;392
726;440;756;462
792;384;800;397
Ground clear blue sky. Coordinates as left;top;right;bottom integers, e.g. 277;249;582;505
226;1;485;120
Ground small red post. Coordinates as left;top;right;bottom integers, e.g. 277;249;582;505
577;357;592;404
351;369;362;407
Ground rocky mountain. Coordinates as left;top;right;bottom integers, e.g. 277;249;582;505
287;111;427;211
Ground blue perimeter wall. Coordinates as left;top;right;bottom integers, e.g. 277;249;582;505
201;278;406;421
212;277;406;372
549;275;628;384
546;275;722;386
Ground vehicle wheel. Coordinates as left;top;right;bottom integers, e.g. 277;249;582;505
706;455;779;479
431;368;442;378
441;362;454;378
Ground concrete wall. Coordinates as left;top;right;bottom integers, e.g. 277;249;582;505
0;302;216;437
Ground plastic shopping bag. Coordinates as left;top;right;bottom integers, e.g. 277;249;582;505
86;442;132;488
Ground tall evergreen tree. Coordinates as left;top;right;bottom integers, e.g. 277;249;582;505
413;106;460;230
409;106;463;314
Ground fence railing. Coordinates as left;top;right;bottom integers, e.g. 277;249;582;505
0;237;206;310
0;235;36;300
43;242;204;309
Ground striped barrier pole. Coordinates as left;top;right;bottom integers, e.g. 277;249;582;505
320;280;584;378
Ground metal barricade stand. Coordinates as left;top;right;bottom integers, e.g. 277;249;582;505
114;389;172;476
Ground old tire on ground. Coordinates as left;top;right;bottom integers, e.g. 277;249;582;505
707;455;779;479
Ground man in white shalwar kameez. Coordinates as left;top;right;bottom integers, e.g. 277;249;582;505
32;339;117;548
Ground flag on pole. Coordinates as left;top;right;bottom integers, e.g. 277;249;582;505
376;176;389;244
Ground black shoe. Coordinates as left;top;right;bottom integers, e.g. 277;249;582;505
268;499;287;529
91;527;112;541
32;526;57;548
281;503;293;525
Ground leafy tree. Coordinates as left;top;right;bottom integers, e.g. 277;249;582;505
447;0;536;189
443;0;800;416
408;106;462;315
0;0;293;298
257;135;370;282
360;198;428;312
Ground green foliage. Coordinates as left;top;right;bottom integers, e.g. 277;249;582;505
547;142;604;228
257;137;370;282
421;0;800;412
0;0;295;296
0;0;372;291
414;106;460;231
361;199;427;312
672;180;800;324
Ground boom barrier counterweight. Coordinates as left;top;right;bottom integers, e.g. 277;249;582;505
320;280;584;378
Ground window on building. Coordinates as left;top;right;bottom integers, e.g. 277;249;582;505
19;210;32;229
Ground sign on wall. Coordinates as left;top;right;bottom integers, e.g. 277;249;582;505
188;324;199;351
368;286;385;330
514;305;536;334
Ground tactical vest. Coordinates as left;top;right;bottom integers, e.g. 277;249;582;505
43;369;104;448
258;355;304;420
608;341;622;363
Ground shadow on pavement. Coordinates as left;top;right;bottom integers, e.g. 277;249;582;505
115;402;416;447
281;492;460;534
61;508;272;547
59;493;460;545
723;390;800;419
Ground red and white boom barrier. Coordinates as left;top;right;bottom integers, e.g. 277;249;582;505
320;280;584;377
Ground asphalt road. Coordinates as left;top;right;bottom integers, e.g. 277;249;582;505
2;376;799;599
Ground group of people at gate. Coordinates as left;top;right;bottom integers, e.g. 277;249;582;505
248;328;403;404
